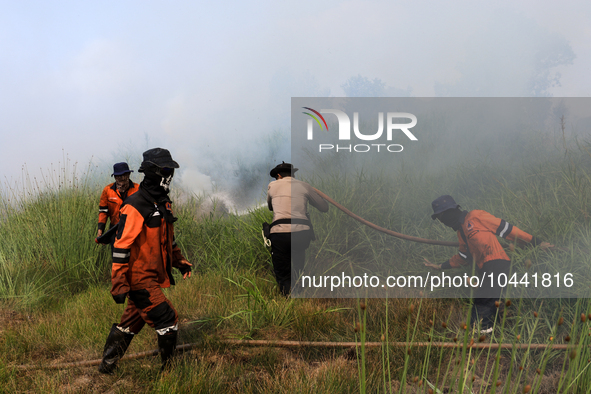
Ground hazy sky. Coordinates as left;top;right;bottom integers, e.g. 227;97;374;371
1;0;590;199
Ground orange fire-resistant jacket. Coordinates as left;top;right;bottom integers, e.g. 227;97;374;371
443;210;536;270
98;181;139;231
110;189;189;298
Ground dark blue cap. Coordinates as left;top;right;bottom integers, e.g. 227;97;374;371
112;162;133;176
431;195;459;219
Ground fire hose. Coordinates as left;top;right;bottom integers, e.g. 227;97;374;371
312;188;459;247
15;339;575;370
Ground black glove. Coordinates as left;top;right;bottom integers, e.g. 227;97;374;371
440;260;452;270
112;293;128;304
178;265;192;276
530;236;543;247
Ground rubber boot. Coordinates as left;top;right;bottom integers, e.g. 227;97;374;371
158;330;178;371
98;324;134;374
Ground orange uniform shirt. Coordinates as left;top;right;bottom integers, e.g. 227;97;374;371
110;190;187;297
98;181;139;231
448;210;533;269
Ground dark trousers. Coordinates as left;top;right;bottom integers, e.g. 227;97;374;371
119;286;178;335
471;259;511;329
269;231;311;296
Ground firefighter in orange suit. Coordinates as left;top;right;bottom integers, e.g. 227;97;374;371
98;148;192;374
97;162;139;239
424;195;553;333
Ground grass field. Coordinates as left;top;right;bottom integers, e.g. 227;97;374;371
2;128;591;393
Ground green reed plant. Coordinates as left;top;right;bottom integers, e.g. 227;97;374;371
354;298;368;394
174;197;272;273
381;298;393;393
0;160;110;307
221;275;295;336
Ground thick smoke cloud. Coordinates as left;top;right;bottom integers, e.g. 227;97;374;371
0;1;588;209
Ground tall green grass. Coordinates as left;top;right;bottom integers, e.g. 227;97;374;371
300;133;591;301
0;160;111;306
173;195;272;274
2;127;591;392
0;165;272;308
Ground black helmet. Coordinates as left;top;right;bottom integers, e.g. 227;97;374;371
270;161;298;178
138;148;179;173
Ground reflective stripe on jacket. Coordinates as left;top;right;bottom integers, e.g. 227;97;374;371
98;181;139;231
448;210;533;269
110;190;186;297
